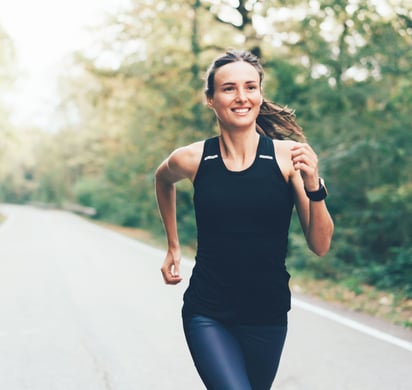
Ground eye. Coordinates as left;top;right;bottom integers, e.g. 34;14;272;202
247;85;258;91
223;86;235;92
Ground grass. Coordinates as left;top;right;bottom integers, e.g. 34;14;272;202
95;220;412;330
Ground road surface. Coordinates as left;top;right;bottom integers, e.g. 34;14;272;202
0;204;411;389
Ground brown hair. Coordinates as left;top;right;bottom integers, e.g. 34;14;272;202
205;50;306;142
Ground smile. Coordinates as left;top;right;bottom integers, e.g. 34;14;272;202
231;108;250;113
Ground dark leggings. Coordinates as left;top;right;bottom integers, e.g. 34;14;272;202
183;314;287;390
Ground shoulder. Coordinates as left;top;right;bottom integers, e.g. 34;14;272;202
272;139;296;180
167;140;204;182
272;139;296;154
168;140;204;169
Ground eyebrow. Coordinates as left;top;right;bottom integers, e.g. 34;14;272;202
220;80;258;86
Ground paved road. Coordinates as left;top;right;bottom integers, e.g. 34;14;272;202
0;204;411;390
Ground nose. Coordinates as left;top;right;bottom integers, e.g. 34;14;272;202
235;88;247;102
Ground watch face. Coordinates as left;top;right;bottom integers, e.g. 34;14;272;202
320;178;328;194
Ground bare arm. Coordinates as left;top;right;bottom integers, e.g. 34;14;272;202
154;142;203;284
275;140;334;256
290;142;334;256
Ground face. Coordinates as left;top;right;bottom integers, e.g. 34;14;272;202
207;61;263;131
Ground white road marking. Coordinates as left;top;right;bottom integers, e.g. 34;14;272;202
292;298;412;352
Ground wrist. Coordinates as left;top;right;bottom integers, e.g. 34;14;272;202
304;178;320;192
167;240;180;250
167;234;180;249
305;177;328;201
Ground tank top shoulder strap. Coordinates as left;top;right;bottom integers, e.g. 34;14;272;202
257;135;276;160
194;136;220;185
201;136;220;162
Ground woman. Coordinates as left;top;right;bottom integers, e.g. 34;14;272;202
155;50;334;390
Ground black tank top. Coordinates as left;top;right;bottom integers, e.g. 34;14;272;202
182;135;294;325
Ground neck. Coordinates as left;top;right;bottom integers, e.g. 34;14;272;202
219;130;259;170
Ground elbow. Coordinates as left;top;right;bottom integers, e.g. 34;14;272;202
311;244;331;257
308;227;334;257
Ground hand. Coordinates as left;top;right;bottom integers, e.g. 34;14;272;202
290;143;319;191
160;247;183;285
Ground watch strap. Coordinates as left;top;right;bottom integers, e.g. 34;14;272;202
305;178;328;201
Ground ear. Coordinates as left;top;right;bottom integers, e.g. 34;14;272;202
207;98;214;108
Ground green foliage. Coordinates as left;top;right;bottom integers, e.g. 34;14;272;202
367;247;412;298
1;0;411;298
75;176;140;226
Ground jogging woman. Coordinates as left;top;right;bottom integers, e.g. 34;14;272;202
155;50;334;390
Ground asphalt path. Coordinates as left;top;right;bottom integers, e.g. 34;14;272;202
0;204;411;390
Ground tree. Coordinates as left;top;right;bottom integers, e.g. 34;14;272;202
21;0;412;294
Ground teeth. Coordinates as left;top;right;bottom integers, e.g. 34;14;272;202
233;108;249;113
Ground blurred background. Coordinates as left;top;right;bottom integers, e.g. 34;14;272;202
0;0;411;328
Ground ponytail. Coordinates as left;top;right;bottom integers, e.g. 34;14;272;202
256;100;306;142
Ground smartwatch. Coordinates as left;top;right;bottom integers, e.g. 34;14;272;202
305;177;328;201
